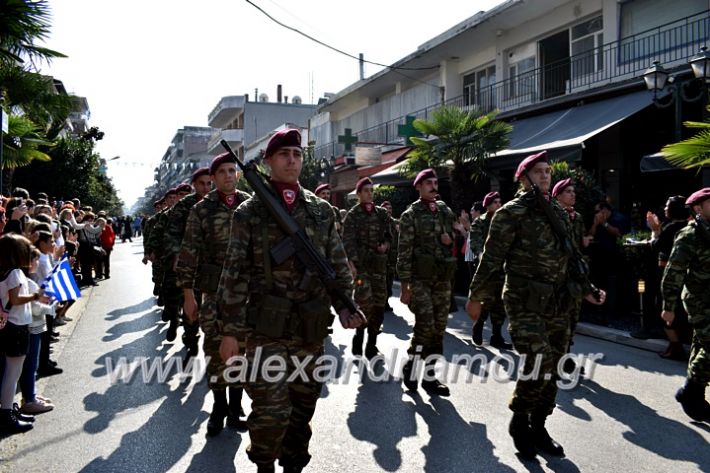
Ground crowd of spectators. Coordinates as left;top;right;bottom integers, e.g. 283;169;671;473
0;187;138;434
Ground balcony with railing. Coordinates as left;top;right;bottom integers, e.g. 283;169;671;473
208;128;244;154
313;11;710;159
208;96;245;128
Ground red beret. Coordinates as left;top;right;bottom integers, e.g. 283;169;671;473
265;128;302;158
164;188;177;198
413;168;437;186
153;199;163;207
314;183;331;195
482;191;500;208
515;151;548;181
355;177;373;193
686;187;710;207
210;151;237;175
191;166;210;182
552;178;574;197
176;183;192;194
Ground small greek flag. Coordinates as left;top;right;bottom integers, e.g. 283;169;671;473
42;256;81;302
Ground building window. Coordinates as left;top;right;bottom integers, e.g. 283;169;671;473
508;57;536;99
570;15;603;78
463;65;496;109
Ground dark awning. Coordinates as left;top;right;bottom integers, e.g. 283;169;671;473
492;89;655;162
640;152;678;172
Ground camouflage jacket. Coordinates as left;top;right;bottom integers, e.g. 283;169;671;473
468;211;494;256
217;187;353;339
142;214;157;255
661;217;710;316
469;190;590;304
388;216;399;269
176;189;250;290
144;210;168;255
397;199;456;283
342;204;391;270
163;193;200;261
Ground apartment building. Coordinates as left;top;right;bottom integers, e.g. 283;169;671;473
311;0;710;210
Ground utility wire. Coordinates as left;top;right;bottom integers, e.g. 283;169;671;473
245;0;440;72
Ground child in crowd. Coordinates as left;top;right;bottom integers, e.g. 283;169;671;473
0;234;50;433
20;247;57;414
34;231;64;377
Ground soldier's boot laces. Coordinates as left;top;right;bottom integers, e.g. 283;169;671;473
226;387;247;429
490;324;512;349
472;320;484;346
401;359;418;391
676;379;710;422
530;413;565;456
352;327;365;356
365;332;380;359
206;390;228;437
509;413;537;460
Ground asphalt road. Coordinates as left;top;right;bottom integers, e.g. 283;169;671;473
1;239;708;473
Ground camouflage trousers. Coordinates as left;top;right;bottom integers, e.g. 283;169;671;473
355;271;388;335
504;283;571;416
407;279;451;357
479;298;507;328
201;293;244;390
244;336;323;469
162;267;199;347
151;257;164;286
687;319;710;386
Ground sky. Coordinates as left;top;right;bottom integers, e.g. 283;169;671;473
42;0;506;209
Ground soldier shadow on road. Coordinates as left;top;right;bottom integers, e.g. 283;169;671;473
102;311;165;342
586;344;688;377
183;423;242;473
346;374;418;471
105;297;158;321
79;381;211;473
556;378;710;468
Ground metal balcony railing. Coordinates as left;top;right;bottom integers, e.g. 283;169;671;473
313;11;710;159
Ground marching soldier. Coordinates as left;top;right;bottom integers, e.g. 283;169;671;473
466;151;605;459
469;191;512;349
156;183;192;342
552;178;593;373
315;183;343;235
146;189;180;306
217;128;364;473
398;168;457;396
661;188;710;422
163;169;213;359
176;157;250;436
342;177;391;358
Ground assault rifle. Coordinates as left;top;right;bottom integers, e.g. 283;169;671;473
525;175;601;301
694;214;710;247
219;140;360;315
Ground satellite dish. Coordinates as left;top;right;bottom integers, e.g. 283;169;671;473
292;95;302;104
258;93;269;102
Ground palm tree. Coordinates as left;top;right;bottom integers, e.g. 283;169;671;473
0;0;66;66
661;116;710;169
407;106;512;212
1;113;53;193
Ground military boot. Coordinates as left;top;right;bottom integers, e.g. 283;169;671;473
0;408;33;434
472;320;484;346
508;413;536;460
256;463;275;473
676;379;710;422
490;323;512;349
421;360;450;396
530;412;565;456
282;465;303;473
365;332;380;359
226;386;247;429
166;318;178;342
352;327;365;356
401;359;418;391
206;390;228;436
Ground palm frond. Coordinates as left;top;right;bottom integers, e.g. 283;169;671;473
661;130;710;168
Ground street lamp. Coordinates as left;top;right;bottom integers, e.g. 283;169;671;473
642;47;709;140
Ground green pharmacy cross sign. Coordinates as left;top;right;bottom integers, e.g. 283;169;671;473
338;128;358;154
397;115;422;145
